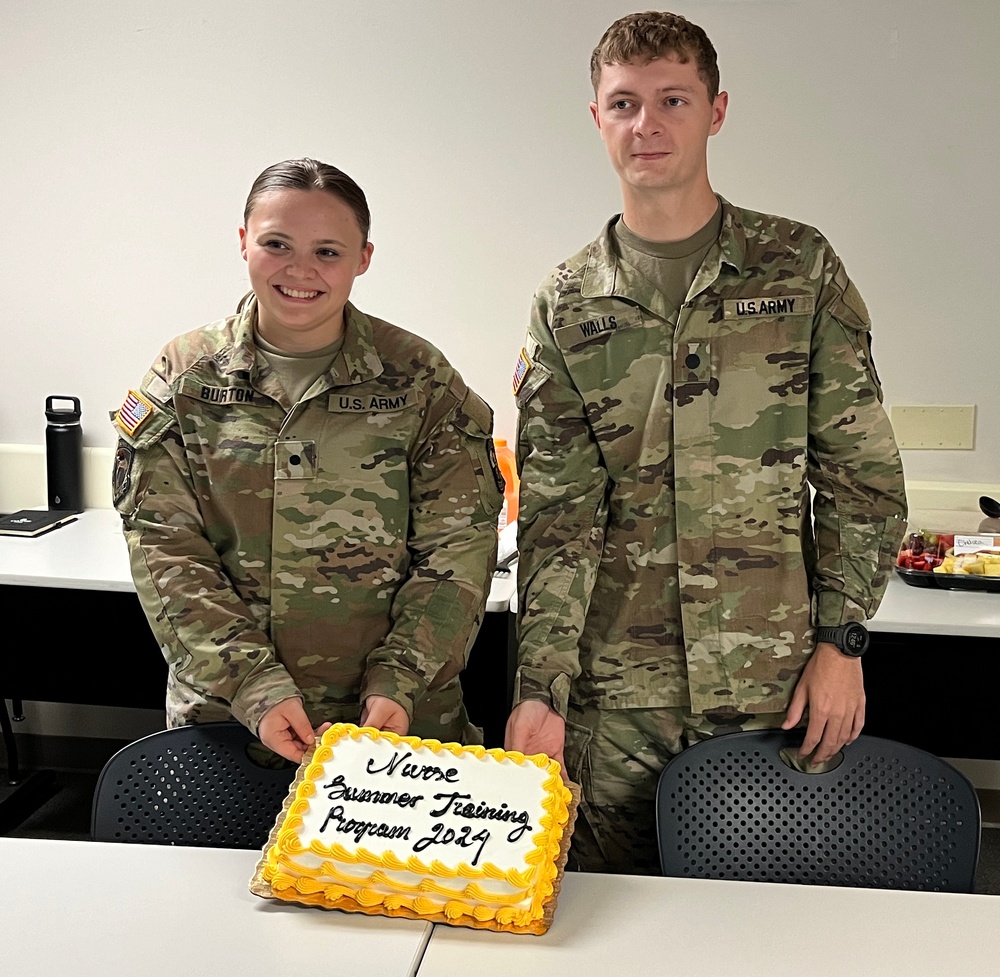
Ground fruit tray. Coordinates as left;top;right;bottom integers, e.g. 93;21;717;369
895;530;1000;593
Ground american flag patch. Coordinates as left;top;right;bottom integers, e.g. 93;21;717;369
116;389;155;436
512;347;532;395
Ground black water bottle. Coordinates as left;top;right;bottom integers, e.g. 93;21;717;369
45;395;83;511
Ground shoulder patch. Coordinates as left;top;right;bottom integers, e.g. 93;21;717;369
112;439;134;507
485;439;504;493
512;347;533;395
115;390;155;436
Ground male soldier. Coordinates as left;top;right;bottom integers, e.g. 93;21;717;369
506;11;907;873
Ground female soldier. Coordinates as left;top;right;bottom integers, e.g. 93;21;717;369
112;158;502;762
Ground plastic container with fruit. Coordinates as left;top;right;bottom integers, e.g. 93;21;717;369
895;529;1000;592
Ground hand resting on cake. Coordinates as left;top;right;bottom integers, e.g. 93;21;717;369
259;698;319;762
359;695;410;737
259;693;411;762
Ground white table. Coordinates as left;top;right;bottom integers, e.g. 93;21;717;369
0;507;132;591
2;838;432;977
870;573;1000;637
418;871;1000;977
7;838;997;977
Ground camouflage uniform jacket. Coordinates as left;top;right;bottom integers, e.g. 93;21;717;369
514;199;906;717
113;299;502;737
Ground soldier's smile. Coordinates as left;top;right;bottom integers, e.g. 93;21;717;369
275;285;322;301
239;188;373;352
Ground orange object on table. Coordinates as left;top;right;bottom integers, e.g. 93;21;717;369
494;438;519;531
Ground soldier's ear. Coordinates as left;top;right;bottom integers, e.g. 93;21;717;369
239;226;248;260
356;241;374;277
589;101;601;131
709;91;728;136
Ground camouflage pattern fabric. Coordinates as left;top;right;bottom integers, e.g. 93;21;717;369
113;298;502;740
514;198;907;720
563;702;829;875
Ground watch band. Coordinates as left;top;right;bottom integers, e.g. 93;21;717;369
816;623;869;657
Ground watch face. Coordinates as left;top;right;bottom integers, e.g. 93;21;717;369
843;623;869;655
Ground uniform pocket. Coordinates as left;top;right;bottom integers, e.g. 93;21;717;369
563;719;594;790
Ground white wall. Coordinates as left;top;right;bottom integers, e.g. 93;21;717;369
2;0;997;484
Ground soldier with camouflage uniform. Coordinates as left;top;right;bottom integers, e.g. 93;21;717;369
506;13;907;873
113;159;502;762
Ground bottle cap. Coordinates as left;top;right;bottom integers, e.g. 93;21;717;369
45;395;82;424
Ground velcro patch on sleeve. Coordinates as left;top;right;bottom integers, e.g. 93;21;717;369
512;347;533;395
115;389;156;436
458;388;494;436
112;440;134;507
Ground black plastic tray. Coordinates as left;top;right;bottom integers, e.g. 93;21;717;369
895;566;1000;593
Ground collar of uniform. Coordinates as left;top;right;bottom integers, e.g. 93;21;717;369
226;298;259;376
332;302;385;385
580;196;748;309
222;297;384;386
579;217;623;300
715;196;749;275
586;217;675;322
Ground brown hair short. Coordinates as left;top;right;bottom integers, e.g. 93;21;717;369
590;11;720;101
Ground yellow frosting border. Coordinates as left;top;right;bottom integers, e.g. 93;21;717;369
262;723;572;930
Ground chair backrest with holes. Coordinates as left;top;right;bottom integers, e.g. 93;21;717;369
91;722;297;848
656;729;981;892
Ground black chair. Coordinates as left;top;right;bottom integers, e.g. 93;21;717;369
92;722;297;849
656;729;981;892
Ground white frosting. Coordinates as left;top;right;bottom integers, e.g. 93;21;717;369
265;725;566;923
296;732;547;868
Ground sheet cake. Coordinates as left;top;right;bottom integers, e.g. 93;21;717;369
252;723;575;934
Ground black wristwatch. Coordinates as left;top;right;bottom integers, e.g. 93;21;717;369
816;622;870;658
